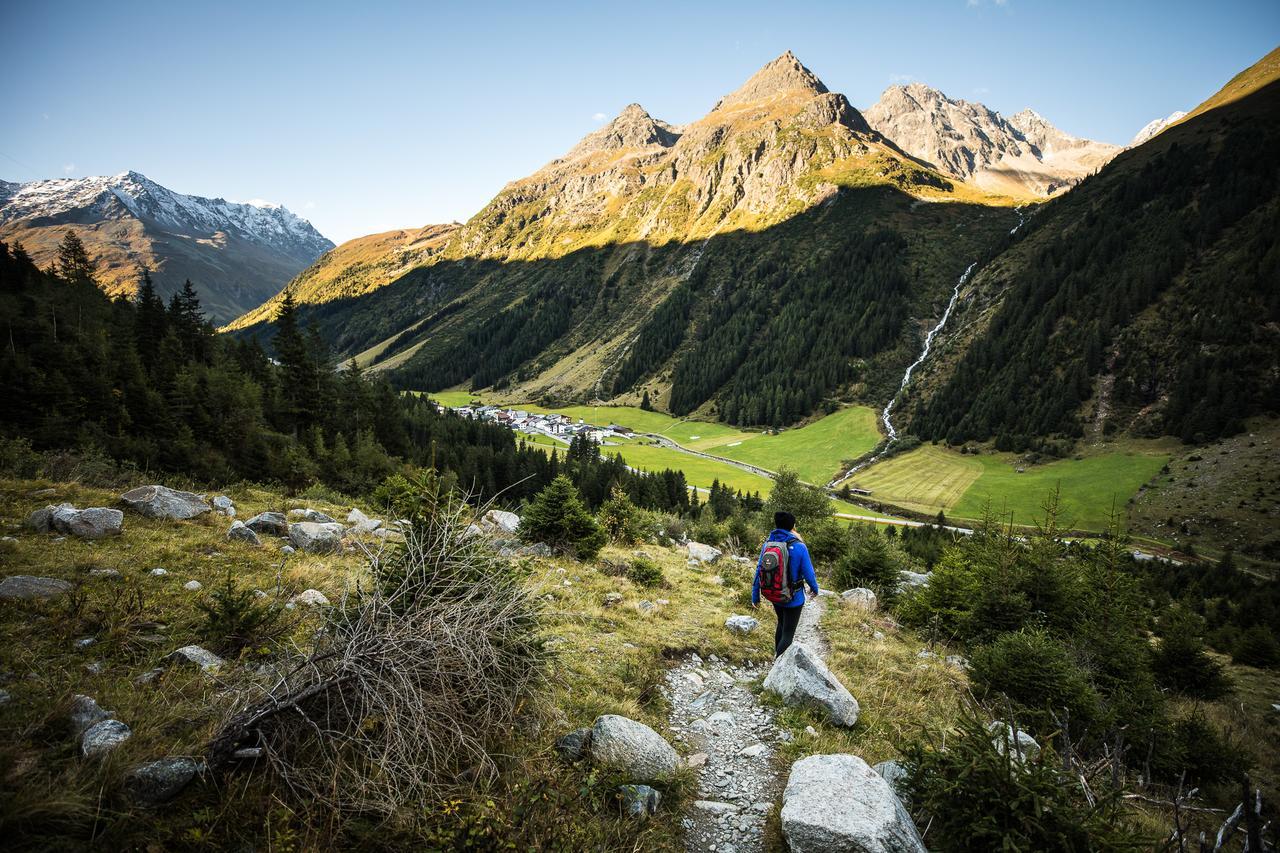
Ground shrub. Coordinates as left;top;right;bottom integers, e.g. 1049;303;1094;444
831;525;903;598
1150;710;1250;787
764;468;831;528
627;557;664;588
1232;625;1280;668
518;475;607;560
598;487;644;545
1150;607;1230;699
689;506;727;548
968;629;1101;738
902;708;1147;851
804;517;851;566
198;571;289;655
208;497;546;814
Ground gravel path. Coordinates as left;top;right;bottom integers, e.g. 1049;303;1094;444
665;595;829;852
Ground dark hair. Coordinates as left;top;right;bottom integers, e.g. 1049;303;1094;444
773;511;796;531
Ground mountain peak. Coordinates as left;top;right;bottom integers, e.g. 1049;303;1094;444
712;50;829;112
565;103;680;159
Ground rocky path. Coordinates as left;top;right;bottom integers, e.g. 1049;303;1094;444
665;595;829;852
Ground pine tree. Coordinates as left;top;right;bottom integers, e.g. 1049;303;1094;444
56;231;94;285
640;389;652;411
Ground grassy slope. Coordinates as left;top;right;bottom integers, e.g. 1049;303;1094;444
852;442;1171;530
0;477;944;847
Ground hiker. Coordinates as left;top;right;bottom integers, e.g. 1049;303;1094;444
751;510;820;657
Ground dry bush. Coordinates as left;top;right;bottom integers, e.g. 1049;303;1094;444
207;499;546;814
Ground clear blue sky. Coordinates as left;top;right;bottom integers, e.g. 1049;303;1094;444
2;0;1276;242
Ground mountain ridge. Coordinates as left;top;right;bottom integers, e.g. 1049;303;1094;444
0;171;333;324
863;82;1122;198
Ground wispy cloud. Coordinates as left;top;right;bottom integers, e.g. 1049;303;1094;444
62;163;75;175
889;73;915;83
592;112;607;122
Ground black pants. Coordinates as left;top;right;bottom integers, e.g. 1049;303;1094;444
773;603;803;657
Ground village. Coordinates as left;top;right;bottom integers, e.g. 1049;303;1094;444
444;403;637;446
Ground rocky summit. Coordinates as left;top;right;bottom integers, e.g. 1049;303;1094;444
863;82;1120;197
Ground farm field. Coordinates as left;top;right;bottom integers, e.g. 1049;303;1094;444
851;443;1171;530
715;406;881;484
430;392;881;482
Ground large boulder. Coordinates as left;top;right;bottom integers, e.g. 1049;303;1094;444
781;754;926;853
589;714;680;782
0;575;72;601
763;643;859;727
82;719;132;758
289;521;345;553
226;521;260;546
66;507;124;540
125;757;202;805
686;541;723;564
244;511;289;537
120;486;210;520
481;509;521;535
873;759;909;795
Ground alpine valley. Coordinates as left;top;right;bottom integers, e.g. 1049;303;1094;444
228;49;1277;447
0;171;332;324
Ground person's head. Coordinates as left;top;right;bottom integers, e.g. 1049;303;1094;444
773;510;796;532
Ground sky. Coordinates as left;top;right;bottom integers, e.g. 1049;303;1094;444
2;0;1277;243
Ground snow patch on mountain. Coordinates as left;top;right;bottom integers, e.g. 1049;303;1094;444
1129;111;1187;147
0;171;331;256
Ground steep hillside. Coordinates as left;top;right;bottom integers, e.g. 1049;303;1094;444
863;83;1120;198
231;52;1019;424
0;172;332;324
905;49;1280;451
221;223;457;336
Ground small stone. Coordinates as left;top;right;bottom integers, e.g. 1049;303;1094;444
603;592;623;606
619;783;661;819
685;752;709;768
290;589;330;607
741;743;766;758
212;495;236;517
84;661;104;674
281;545;295;555
125;757;202;805
81;719;132;758
0;575;73;601
166;645;225;673
75;637;96;649
805;725;818;737
149;568;168;577
694;800;740;814
945;654;970;670
89;568;121;579
226;521;261;546
725;614;761;634
554;727;593;760
183;580;202;591
0;689;10;705
70;694;111;734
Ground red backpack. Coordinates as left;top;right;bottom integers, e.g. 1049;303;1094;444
757;537;799;604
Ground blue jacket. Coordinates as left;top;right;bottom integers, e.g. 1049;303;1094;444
752;529;819;608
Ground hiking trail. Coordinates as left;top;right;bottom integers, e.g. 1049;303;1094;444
665;593;829;852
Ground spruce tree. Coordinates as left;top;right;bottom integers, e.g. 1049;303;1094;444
517;475;606;559
56;230;94;285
